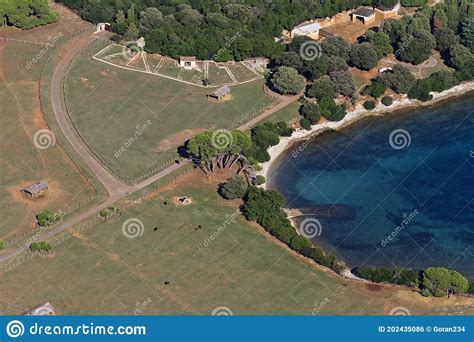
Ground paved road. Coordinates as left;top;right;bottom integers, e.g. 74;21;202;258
0;31;297;263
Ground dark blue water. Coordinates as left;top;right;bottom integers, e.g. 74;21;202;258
268;94;474;278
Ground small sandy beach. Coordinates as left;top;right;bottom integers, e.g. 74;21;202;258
259;81;474;186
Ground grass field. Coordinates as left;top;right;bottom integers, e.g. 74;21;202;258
0;34;97;240
0;169;472;315
262;101;300;124
65;42;273;181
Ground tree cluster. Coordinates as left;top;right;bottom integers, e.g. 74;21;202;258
0;0;58;29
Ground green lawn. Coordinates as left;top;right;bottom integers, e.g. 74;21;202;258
262;101;300;124
65;42;273;182
1;171;466;315
0;41;96;242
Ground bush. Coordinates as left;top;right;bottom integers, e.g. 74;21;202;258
36;210;60;227
422;267;469;297
290;235;312;252
364;80;387;98
219;175;248;199
299;118;312;130
308;79;335;100
349;43;379;71
381;96;393;106
401;0;427;6
0;241;5;250
408;79;433;102
255;175;266;185
363;100;376;110
270;66;306;95
354;266;421;287
299;101;321;124
380;64;416;94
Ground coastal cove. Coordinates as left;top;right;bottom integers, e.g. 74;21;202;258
265;88;474;279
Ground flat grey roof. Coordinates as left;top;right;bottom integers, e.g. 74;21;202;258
352;7;376;17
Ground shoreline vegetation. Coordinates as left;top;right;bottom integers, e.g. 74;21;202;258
256;81;474;295
259;81;474;182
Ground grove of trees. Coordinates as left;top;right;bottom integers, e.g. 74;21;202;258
0;0;58;29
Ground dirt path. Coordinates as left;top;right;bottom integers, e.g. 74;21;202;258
0;31;297;263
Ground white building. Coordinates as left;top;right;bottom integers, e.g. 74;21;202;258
290;22;322;40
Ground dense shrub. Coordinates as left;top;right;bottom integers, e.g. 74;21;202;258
299;101;321;124
380;64;416;94
422;267;469;297
299;118;312;130
363;100;376;110
255;175;266;185
349;43;379;71
381;96;393;106
36;210;60;227
363;80;387;98
308;79;335;100
270;66;306;95
354;266;421;287
408;79;433;102
219;175;248;199
401;0;427;6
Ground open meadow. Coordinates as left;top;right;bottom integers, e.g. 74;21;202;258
0;169;472;315
0;9;98;243
65;42;274;182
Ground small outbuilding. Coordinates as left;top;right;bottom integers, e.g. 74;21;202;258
96;23;111;32
24;303;55;316
21;181;48;198
179;56;197;69
207;85;231;102
351;7;376;25
291;22;322;40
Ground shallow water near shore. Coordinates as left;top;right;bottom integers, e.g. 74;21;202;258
268;94;474;278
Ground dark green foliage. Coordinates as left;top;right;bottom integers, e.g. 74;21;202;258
422;267;469;297
468;281;474;294
308;79;335;100
373;0;399;10
277;51;303;70
255;175;266;185
0;0;59;29
329;70;355;97
366;30;393;58
36;210;60;227
289;235;312;252
302;55;330;80
299;101;321;124
401;0;428;6
363;100;376;110
321;36;351;61
270;66;306;95
434;27;459;52
381;95;393;106
349;43;379;71
397;30;436;65
299;118;312;130
380;64;416;94
354;266;422;287
408;78;433;102
30;241;53;252
319;96;347;121
0;241;5;250
363;80;387;98
427;70;458;92
249;122;292;162
219;175;248;200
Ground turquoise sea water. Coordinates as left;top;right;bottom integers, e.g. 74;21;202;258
268;94;474;278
